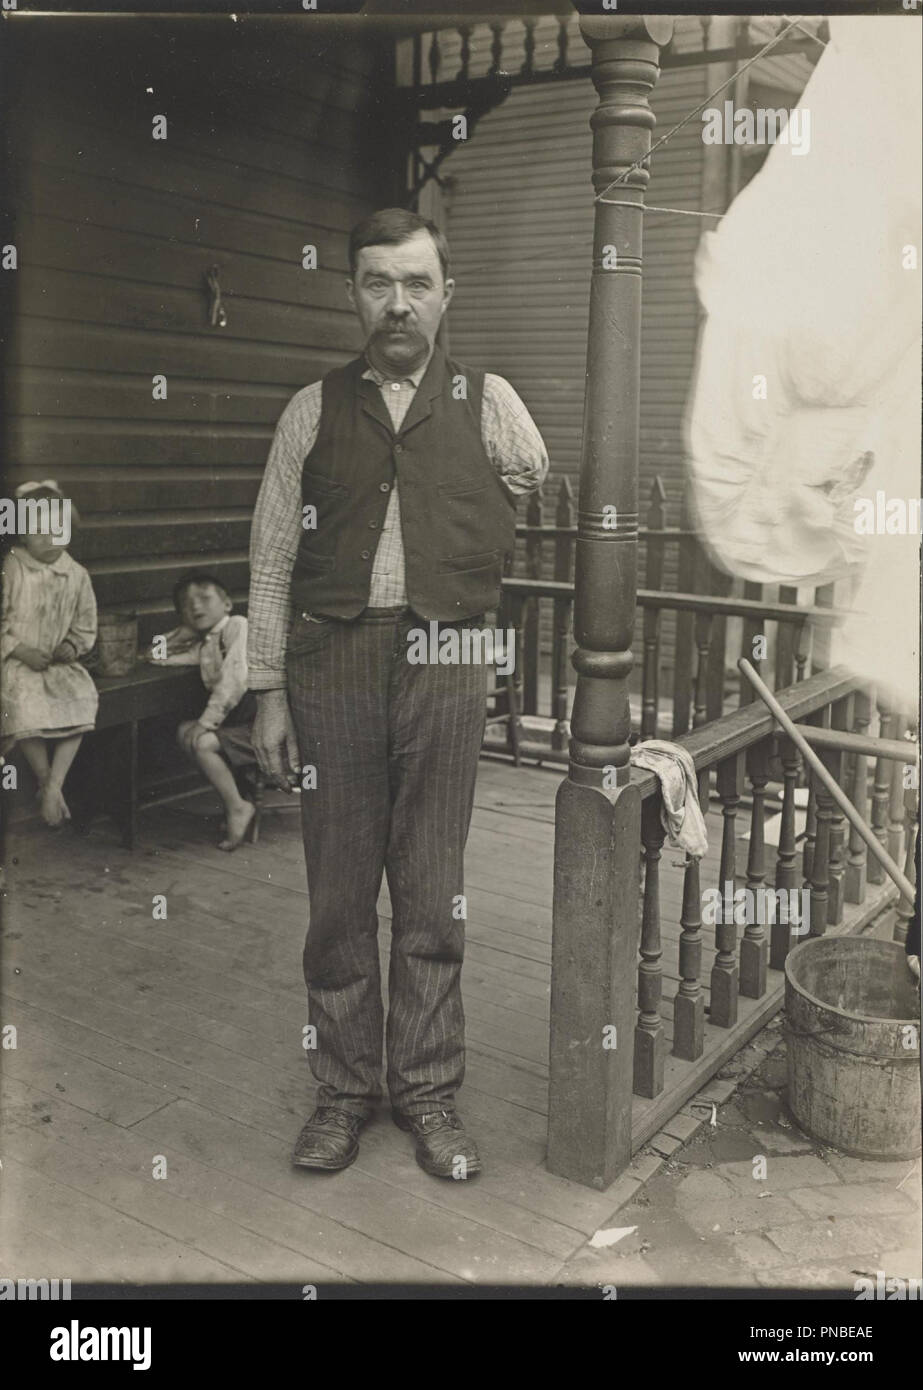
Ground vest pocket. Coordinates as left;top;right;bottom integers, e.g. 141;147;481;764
293;547;336;573
437;477;490;498
302;469;349;498
438;548;501;573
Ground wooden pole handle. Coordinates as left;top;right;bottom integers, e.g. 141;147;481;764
738;659;915;905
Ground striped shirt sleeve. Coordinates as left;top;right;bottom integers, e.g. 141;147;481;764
481;373;550;497
247;382;323;691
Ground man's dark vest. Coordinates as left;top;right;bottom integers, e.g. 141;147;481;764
290;349;516;621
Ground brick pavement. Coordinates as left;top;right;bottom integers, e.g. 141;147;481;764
554;1019;922;1291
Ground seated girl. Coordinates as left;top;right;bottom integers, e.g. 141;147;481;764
146;571;260;851
0;481;98;827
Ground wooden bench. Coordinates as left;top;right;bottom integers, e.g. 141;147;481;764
71;663;205;849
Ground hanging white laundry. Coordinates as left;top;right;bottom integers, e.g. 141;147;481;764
685;17;921;713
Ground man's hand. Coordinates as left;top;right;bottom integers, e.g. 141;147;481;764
12;643;51;672
252;689;300;792
52;640;78;664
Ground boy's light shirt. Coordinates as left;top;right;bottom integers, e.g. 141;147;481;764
147;613;249;730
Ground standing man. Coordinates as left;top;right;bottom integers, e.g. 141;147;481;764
248;209;548;1179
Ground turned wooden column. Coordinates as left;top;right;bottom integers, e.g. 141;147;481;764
548;10;672;1190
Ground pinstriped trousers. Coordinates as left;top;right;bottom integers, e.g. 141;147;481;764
286;606;488;1119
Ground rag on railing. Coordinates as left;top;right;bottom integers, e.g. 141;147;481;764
630;739;709;860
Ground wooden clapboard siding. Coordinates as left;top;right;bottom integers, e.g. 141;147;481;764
443;15;705;544
2;17;395;641
439;17;705;681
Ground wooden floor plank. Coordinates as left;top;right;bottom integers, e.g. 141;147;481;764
0;1024;176;1129
0;1079;455;1286
1;1155;246;1284
3;1122;345;1285
130;1100;567;1284
2;758;896;1285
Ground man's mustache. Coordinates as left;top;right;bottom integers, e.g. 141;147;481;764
374;321;422;336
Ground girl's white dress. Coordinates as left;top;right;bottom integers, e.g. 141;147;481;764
1;545;99;743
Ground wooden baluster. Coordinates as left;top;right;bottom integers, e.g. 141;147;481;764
801;708;823;881
692;610;713;728
812;581;835;671
740;740;770;997
553;13;570;73
551;477;573;751
807;719;835;938
775;586;798;689
489;21;505;75
888;714;907;863
674;843;705;1061
825;694;851;928
641;478;665;740
794;618;810;682
457;24;472;81
428;30;441;85
771;736;800;969
521;17;536;76
894;784;919;945
808;782;833;937
505;592;524;764
706;562;732;723
711;753;742;1026
634;798;666;1097
738;580;763;707
802;772;817;883
869;696;893;885
845;688;871;904
523;485;543;717
671;521;699;737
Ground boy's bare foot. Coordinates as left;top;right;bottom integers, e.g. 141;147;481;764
218;800;256;852
40;782;69;827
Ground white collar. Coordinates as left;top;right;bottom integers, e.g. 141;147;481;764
201;614;231;640
361;345;434;389
11;544;73;575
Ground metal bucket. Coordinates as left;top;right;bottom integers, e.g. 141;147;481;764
96;611;138;677
784;936;921;1160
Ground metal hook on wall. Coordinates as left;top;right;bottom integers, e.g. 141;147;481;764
205;265;228;328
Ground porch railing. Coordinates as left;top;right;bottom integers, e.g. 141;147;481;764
490;476;845;766
550;663;919;1182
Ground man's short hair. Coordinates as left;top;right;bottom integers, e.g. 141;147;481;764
348;208;450;283
173;570;229;614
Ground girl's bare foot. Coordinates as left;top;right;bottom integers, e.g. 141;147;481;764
40;782;69;828
218;800;256;852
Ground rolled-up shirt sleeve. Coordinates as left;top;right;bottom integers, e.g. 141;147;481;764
199;615;250;730
481;374;550;498
247;384;321;691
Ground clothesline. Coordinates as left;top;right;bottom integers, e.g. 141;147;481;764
593;14;811;206
597;203;725;219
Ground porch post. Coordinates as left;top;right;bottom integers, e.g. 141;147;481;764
547;12;673;1189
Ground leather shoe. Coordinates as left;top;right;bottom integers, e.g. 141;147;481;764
292;1106;363;1171
392;1108;482;1179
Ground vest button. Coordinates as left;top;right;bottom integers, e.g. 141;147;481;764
368;521;378;529
394;443;403;453
360;549;371;560
379;482;390;492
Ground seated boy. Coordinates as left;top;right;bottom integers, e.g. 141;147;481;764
145;571;260;851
